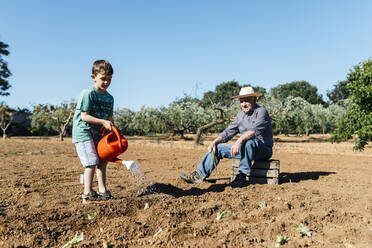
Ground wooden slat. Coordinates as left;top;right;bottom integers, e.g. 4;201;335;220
252;160;280;169
232;159;280;170
248;169;279;178
231;159;280;184
247;176;279;185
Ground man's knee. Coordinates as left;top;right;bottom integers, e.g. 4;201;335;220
243;139;257;150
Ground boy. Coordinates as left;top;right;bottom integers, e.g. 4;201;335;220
72;60;115;204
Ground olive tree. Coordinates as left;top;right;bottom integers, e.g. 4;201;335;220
164;96;213;138
127;106;166;135
0;103;13;139
31;100;76;141
114;108;136;135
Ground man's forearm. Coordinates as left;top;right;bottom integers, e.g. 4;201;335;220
236;130;255;144
213;136;225;145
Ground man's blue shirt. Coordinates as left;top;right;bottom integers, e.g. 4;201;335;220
219;104;273;147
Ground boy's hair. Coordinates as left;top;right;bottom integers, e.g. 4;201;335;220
92;60;114;76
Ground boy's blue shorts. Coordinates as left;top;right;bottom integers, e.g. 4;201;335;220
75;139;107;167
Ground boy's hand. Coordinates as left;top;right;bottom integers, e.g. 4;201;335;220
102;120;113;130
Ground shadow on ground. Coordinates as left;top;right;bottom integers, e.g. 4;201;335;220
140;182;229;198
139;171;335;198
279;171;336;183
274;137;331;143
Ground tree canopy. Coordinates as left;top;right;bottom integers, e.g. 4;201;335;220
270;80;325;105
201;80;240;107
326;80;350;104
331;59;372;150
0;41;12;96
201;80;267;107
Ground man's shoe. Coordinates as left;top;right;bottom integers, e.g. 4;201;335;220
230;173;248;188
179;171;203;184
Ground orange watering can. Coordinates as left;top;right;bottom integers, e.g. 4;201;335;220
97;126;128;165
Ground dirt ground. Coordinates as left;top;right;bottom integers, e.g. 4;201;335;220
0;135;371;248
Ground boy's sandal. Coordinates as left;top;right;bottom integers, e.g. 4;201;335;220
82;191;105;204
98;190;114;200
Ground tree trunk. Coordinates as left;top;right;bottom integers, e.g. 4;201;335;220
195;118;226;144
1;122;11;139
59;132;64;141
195;106;227;145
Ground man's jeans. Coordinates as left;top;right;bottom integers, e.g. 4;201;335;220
196;139;273;180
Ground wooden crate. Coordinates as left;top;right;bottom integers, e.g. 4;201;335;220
231;159;280;184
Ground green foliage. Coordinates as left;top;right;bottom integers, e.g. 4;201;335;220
201;81;267;108
202;80;240;107
275;235;290;246
260;94;347;135
271;80;325;105
87;212;97;220
127;106;167;135
293;223;311;237
332;59;372;150
259;201;267;208
0;41;12;96
327;80;350;104
165;95;213;136
216;210;230;220
114;108;136;135
31;100;76;140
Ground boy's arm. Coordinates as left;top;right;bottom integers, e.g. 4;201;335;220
81;111;113;130
107;116;114;124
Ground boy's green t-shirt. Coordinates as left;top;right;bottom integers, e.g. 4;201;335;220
72;85;114;144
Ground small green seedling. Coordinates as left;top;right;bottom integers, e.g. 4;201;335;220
154;227;164;237
144;203;150;210
62;232;84;248
259;201;267;208
87;212;97;220
293;224;311;237
216;210;230;220
275;235;290;247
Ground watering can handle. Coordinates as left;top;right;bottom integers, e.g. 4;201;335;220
101;126;122;150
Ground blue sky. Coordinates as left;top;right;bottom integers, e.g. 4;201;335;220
1;0;371;111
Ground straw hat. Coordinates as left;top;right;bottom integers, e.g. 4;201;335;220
232;86;263;99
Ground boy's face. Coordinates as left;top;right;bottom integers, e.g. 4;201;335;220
91;71;112;93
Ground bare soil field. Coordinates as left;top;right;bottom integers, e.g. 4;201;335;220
0;135;371;247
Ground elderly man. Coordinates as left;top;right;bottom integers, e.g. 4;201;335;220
180;86;273;187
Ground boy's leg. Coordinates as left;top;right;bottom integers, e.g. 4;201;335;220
196;143;240;180
84;165;96;195
75;139;102;203
96;162;107;194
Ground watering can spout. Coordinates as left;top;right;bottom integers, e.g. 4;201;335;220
109;158;138;170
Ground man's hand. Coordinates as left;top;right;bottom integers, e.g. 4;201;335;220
230;141;242;156
208;142;216;153
208;136;224;153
